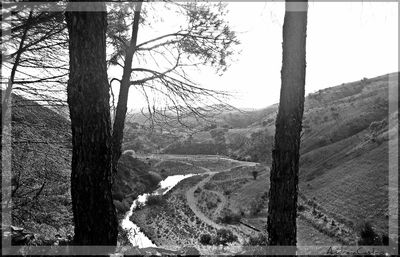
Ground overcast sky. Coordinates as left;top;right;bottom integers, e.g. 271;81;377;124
125;1;398;111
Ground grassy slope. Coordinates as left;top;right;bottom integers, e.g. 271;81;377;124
234;73;394;235
297;73;396;235
192;72;395;240
7;94;73;239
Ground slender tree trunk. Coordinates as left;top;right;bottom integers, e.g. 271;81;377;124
65;2;117;245
111;1;142;175
267;0;308;247
1;11;32;133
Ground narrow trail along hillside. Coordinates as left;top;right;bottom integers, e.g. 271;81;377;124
185;162;258;242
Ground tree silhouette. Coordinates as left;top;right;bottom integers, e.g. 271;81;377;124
108;2;239;175
267;0;308;248
65;2;117;245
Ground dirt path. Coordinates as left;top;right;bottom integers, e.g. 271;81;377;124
185;163;258;243
185;169;222;230
153;159;165;168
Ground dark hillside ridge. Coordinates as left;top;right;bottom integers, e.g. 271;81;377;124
6;93;160;243
5;93;73;240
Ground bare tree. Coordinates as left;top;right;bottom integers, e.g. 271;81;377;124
2;9;68;119
108;2;239;173
110;1;143;176
267;0;308;247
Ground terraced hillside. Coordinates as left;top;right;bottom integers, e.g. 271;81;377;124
130;155;343;252
297;73;396;236
126;72;397;246
192;73;395;235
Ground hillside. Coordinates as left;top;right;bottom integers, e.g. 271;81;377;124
124;72;396;241
247;73;394;237
5;94;73;242
5;93;161;244
298;73;396;236
244;73;395;237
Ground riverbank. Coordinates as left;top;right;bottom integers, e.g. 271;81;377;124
130;174;218;248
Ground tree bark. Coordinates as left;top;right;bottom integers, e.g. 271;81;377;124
111;1;142;175
65;2;117;245
267;0;308;247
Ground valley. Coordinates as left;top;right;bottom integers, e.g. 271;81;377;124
7;72;396;253
127;154;343;253
119;72;397;252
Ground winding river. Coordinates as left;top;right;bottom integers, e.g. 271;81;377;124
121;174;196;248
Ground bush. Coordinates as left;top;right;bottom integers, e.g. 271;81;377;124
214;229;237;245
249;198;264;216
147;171;162;185
135;201;144;210
112;190;125;202
199;233;212;245
218;210;241;224
247;233;268;246
113;200;128;213
194;187;202;194
252;171;258;180
312;208;318;216
357;221;381;245
146;194;166;206
206;201;217;209
381;234;389;245
297;204;306;212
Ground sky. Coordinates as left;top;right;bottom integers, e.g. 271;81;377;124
120;1;398;111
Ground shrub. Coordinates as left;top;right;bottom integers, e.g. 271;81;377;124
214;229;237;245
218;210;241;224
199;233;212;245
122;199;131;210
113;200;127;213
206;201;217;209
135;201;144;210
194;187;202;194
252;170;258;180
148;171;162;185
297;204;306;212
112;190;125;202
312;208;318;216
249;198;264;216
146;194;166;206
357;221;382;245
381;234;389;245
247;233;268;246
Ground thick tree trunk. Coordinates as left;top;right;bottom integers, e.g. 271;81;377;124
111;1;142;175
65;3;118;245
267;0;308;247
